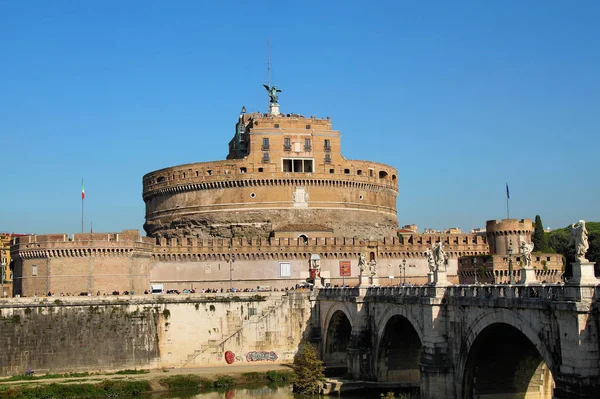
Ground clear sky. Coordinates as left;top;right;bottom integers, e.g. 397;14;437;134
1;1;599;235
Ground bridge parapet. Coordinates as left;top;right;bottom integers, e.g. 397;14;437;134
446;284;566;301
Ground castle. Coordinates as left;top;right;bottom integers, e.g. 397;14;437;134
10;91;563;296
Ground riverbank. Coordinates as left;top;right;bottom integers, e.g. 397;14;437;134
0;365;294;398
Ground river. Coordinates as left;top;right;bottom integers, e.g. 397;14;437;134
143;385;415;398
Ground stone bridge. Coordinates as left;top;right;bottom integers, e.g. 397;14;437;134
315;284;600;398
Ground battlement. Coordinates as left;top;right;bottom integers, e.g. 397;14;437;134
11;230;154;259
151;233;488;261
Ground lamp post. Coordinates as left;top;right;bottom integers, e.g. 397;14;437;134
402;258;407;286
228;246;235;293
473;257;478;285
508;246;514;284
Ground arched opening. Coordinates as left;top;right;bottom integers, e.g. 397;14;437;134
298;234;309;244
376;315;421;383
379;170;388;179
324;310;352;377
463;323;554;398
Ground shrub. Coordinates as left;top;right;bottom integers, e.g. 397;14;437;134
292;344;325;395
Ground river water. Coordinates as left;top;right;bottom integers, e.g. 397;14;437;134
143;385;414;399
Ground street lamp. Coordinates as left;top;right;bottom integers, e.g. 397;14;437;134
402;258;407;286
228;246;235;293
473;257;478;285
508;246;514;284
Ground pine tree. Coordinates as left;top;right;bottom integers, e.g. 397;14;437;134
533;215;547;252
292;344;325;395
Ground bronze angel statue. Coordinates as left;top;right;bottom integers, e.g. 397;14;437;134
263;84;282;104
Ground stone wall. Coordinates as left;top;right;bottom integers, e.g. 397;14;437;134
0;292;313;376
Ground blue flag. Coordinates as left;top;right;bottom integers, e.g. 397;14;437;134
506;183;510;199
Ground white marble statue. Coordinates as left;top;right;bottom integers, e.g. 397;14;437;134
569;220;589;262
432;242;448;271
358;253;367;275
425;248;436;273
369;260;377;277
520;240;534;267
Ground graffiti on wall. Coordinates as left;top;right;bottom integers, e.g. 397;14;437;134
246;351;278;362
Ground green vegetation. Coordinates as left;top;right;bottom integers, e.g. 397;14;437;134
113;369;149;375
0;380;151;398
533;215;549;252
545;221;600;277
292;344;325;395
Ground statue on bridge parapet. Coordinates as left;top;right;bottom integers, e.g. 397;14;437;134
570;220;589;262
432;242;448;271
425;248;436;273
358;253;367;276
520;240;534;267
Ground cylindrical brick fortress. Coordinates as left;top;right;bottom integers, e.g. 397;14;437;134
485;219;534;255
143;112;399;239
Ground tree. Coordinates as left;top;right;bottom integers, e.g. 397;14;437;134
532;215;548;252
292;344;325;395
547;221;600;278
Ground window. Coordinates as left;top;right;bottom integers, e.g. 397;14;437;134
344;168;350;174
325;154;331;163
324;139;331;151
274;123;280;128
32;265;38;276
284;137;291;151
280;262;291;277
282;158;313;173
304;139;311;151
379;171;388;179
305;124;311;129
240;167;247;173
357;170;362;176
207;170;213;176
262;152;270;163
258;167;264;172
329;168;335;173
369;169;374;177
262;138;270;150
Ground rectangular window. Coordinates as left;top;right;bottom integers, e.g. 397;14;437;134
282;158;313;173
280;262;291;277
324;139;331;151
262;152;270;163
284;137;291;151
32;265;38;276
304;138;311;151
325;154;331;163
262;138;270;150
274;123;280;128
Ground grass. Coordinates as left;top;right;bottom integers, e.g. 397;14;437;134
113;369;149;375
0;372;91;382
0;380;151;398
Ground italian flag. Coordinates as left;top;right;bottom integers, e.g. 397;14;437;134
81;179;85;200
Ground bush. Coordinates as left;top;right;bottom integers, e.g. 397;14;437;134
292;344;325;395
214;375;236;389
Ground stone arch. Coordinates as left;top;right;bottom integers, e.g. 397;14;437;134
321;301;355;370
374;304;423;383
456;309;557;399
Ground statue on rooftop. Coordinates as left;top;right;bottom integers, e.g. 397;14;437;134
263;84;282;104
520;240;534;267
569;220;589;262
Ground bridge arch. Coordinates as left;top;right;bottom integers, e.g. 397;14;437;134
321;302;354;376
457;309;556;399
374;305;423;383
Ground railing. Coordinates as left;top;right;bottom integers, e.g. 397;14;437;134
446;284;566;300
318;284;568;301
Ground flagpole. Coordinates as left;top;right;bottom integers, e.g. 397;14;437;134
506;183;510;220
81;178;84;233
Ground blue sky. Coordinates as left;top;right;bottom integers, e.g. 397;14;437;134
1;1;599;235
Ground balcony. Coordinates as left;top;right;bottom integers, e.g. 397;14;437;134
283;145;291;151
324;146;331;152
304;146;312;152
261;145;270;151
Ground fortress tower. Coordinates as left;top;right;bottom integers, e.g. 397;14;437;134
485;219;534;255
143;94;399;240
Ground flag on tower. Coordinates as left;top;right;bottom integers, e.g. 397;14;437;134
506;183;510;200
82;179;85;200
